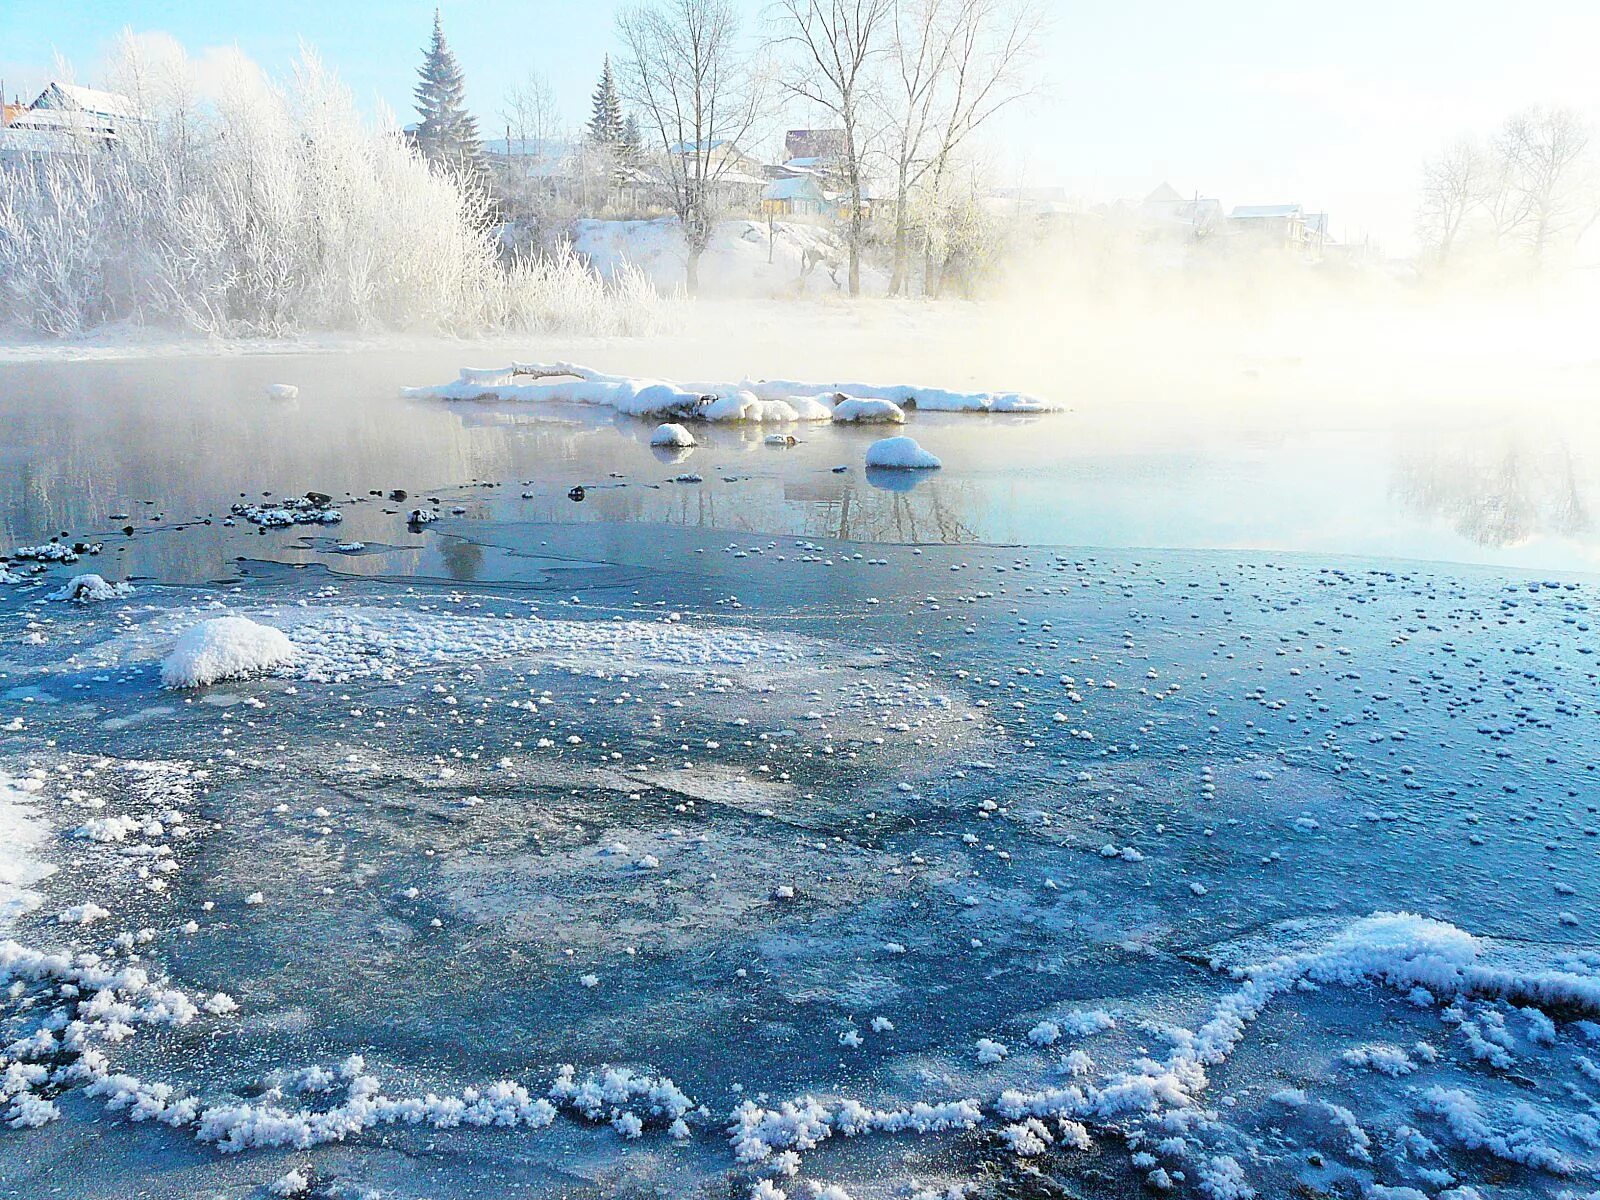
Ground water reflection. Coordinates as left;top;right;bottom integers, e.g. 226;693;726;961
1394;428;1593;550
4;351;1600;582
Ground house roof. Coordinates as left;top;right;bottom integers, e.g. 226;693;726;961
1144;182;1184;205
32;82;142;120
763;176;826;201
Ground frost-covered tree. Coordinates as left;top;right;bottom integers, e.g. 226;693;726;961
617;0;766;292
621;112;644;161
1414;105;1600;278
773;0;894;297
413;10;483;175
588;56;626;147
0;39;666;339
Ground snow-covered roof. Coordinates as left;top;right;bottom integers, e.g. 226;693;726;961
31;82;142;121
784;156;828;171
1230;204;1302;219
1144;182;1184;204
763;176;825;201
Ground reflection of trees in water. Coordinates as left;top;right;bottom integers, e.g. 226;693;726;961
801;480;980;543
534;471;985;544
1394;429;1592;549
439;537;485;580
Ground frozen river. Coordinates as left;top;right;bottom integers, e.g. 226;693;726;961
2;349;1600;1200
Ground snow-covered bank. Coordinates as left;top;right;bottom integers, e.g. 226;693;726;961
402;361;1058;423
0;774;53;931
572;218;887;298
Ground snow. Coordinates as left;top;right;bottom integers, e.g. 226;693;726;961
0;774;53;931
50;574;133;603
830;396;906;424
571;217;885;298
402;361;1056;424
161;616;298;688
265;383;300;400
650;423;698;448
865;436;942;470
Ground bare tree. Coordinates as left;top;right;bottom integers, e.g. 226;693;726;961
1493;105;1598;269
772;0;893;296
500;70;559;156
1416;136;1486;268
879;0;1039;293
617;0;765;293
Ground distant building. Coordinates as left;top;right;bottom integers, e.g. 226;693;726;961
762;174;829;218
1;81;144;164
1228;203;1330;255
12;83;143;141
1139;183;1223;236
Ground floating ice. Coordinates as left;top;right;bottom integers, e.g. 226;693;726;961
264;383;300;400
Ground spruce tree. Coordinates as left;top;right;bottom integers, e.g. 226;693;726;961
587;56;625;148
620;112;644;162
413;10;482;174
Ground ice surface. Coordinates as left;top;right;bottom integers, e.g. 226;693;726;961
4;529;1600;1199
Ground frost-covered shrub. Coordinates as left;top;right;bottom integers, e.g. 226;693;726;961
0;39;667;339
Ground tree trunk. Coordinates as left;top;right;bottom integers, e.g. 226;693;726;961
849;206;861;297
889;163;911;295
686;245;700;294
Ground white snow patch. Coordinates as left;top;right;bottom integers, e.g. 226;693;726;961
650;423;697;448
0;774;54;930
50;574;133;603
865;436;942;470
161;616;297;688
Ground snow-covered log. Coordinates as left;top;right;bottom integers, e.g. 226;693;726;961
401;362;1059;423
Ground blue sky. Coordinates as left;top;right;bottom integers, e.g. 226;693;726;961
3;1;1598;249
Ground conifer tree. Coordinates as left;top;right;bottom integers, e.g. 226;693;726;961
587;56;626;147
413;10;483;174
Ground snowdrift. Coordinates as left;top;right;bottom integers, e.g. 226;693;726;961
866;436;942;470
162;616;297;688
402;362;1058;424
570;217;887;298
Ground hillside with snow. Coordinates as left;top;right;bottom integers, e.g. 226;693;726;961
570;217;889;298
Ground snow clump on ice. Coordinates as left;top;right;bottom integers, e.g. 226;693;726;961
650;423;698;448
50;574;133;603
865;436;942;470
161;616;297;688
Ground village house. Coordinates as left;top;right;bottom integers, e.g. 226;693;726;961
0;81;144;164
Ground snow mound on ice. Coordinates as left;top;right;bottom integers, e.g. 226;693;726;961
265;383;299;399
831;396;906;424
162;616;298;688
865;436;942;470
650;423;697;448
50;574;133;603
